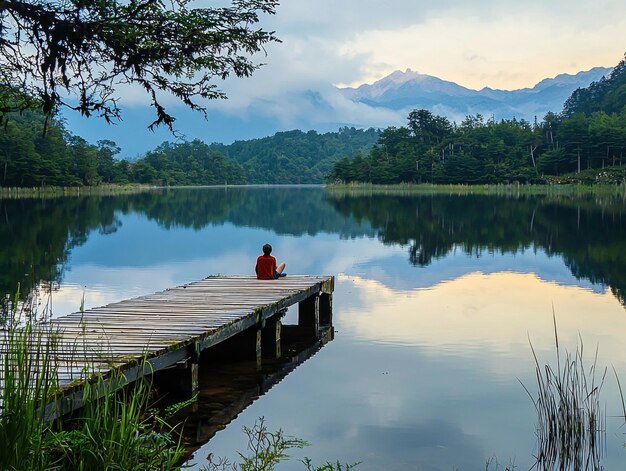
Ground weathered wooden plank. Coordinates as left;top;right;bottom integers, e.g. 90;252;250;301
3;275;333;418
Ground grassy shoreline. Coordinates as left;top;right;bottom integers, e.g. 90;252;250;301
325;181;626;198
0;183;157;199
3;179;626;200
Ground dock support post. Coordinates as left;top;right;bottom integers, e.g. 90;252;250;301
319;293;332;326
179;341;200;395
255;327;262;370
299;294;320;338
262;315;282;359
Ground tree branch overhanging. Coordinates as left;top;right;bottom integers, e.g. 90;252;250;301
0;0;280;130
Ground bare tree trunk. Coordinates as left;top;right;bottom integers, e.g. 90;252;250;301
529;145;538;175
577;148;581;174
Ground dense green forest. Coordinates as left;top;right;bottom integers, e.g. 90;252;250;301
328;55;626;185
207;128;380;183
0;112;249;187
0;112;378;186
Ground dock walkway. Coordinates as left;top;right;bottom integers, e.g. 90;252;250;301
6;275;334;417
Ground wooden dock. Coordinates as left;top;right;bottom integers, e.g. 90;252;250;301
4;275;334;417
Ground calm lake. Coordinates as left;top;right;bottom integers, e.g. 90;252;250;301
2;186;626;470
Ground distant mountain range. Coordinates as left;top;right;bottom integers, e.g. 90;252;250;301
338;67;612;121
63;66;613;158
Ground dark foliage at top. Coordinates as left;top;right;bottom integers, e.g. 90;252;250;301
0;0;279;129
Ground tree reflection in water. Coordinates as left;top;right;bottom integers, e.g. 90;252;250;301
1;188;625;322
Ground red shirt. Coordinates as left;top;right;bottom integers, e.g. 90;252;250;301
256;255;277;280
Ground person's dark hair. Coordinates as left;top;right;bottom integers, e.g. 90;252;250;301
262;243;272;255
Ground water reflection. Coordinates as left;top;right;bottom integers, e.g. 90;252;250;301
327;192;626;305
2;187;626;469
339;273;623;356
177;315;334;466
0;187;373;314
189;275;623;471
2;189;625;314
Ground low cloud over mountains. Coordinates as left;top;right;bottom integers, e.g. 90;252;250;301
64;66;611;158
337;67;611;122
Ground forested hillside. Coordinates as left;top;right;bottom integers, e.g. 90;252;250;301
132;141;247;185
0;112;130;187
207;127;380;183
329;55;626;185
0;113;248;187
0;113;378;186
563;58;626;117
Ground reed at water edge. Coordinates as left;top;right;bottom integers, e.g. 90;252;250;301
0;285;185;470
522;316;610;471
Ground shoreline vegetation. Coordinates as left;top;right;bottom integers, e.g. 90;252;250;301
0;291;358;471
325;180;626;198
0;290;185;470
0;183;157;199
2;177;626;200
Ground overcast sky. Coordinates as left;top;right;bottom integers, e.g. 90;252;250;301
68;0;626;153
261;0;626;89
184;1;624;117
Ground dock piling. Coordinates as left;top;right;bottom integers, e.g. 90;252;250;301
298;294;320;338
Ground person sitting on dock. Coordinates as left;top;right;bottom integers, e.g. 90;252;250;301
255;243;286;280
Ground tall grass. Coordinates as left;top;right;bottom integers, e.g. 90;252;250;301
0;184;155;200
523;317;606;470
46;373;183;470
325;182;626;198
0;286;58;470
0;286;185;470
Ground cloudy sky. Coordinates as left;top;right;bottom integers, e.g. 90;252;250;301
202;0;626;127
68;0;626;155
262;0;625;89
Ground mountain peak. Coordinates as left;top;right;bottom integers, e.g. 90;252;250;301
532;66;611;91
384;68;421;85
336;65;613;118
